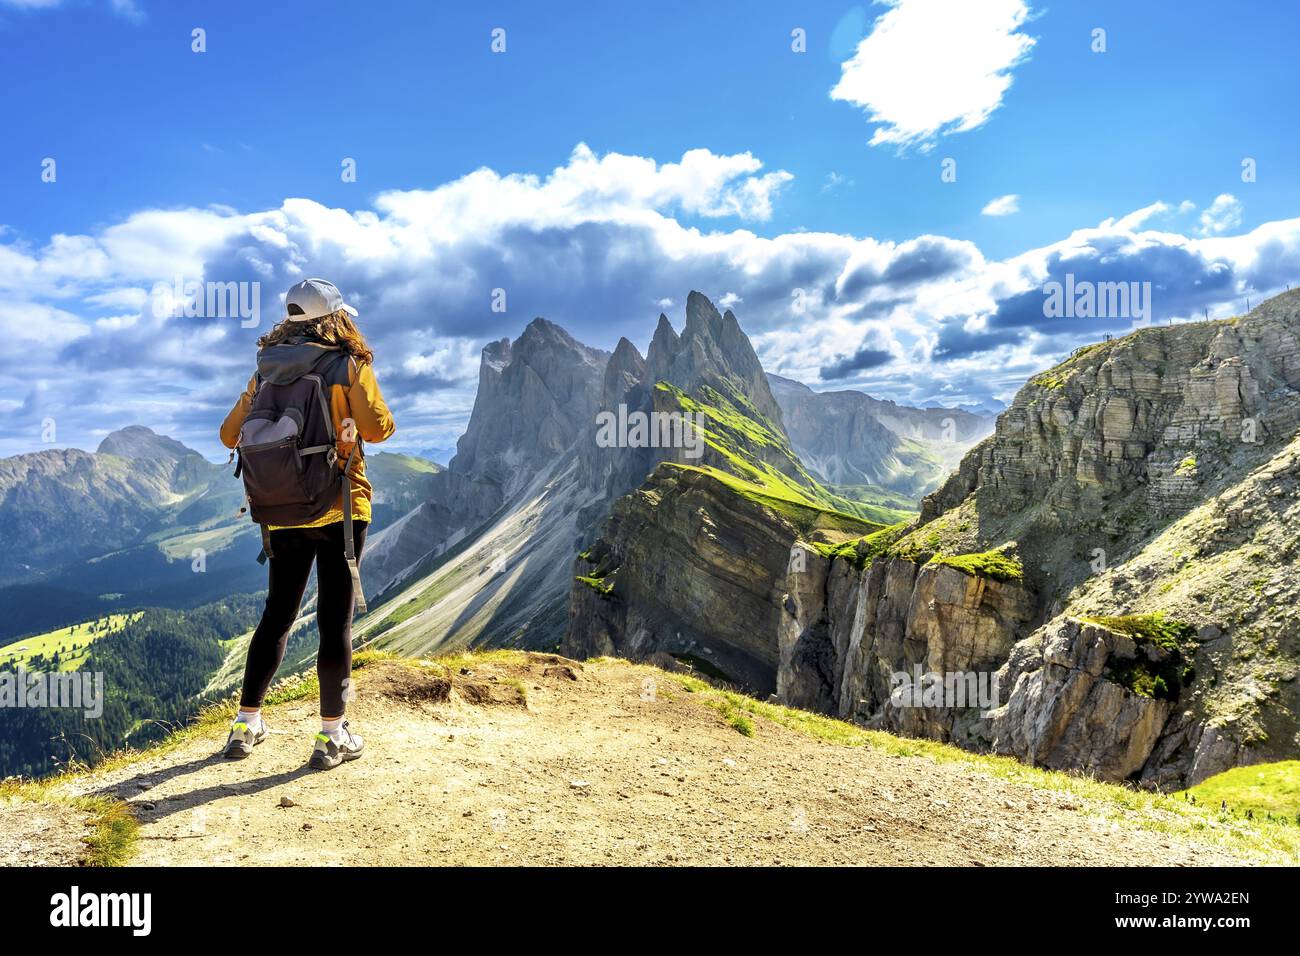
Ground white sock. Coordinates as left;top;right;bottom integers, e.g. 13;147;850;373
321;716;344;740
235;709;262;732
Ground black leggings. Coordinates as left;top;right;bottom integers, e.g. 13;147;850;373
239;521;367;717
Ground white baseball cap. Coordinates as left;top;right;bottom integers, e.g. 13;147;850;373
284;278;358;321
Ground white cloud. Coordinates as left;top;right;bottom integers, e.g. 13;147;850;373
109;0;143;20
2;142;1296;459
981;194;1020;217
1107;201;1172;231
0;0;144;15
822;172;854;194
831;0;1036;151
1199;194;1243;236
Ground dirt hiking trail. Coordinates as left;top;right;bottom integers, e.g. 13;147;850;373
6;652;1288;866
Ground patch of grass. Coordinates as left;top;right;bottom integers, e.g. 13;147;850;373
824;482;918;513
666;462;884;540
1030;340;1112;392
1185;761;1300;821
0;612;142;671
575;574;614;597
0;780;140;866
1077;614;1196;700
928;548;1024;582
419;647;532;676
810;520;913;570
1078;613;1196;647
655;382;915;526
263;672;320;706
1176;455;1198;476
77;795;139;866
723;708;755;737
670;676;755;736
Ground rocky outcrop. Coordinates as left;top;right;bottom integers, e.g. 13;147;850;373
652;292;786;429
780;550;1039;744
576;291;807;503
576;336;652;504
453;319;609;499
566;465;805;694
986;617;1178;782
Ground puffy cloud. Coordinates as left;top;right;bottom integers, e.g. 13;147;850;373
981;194;1021;217
831;0;1036;151
3;145;1298;461
1199;194;1244;236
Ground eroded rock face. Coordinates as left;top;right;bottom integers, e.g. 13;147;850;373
565;465;800;694
781;554;1038;744
987;618;1177;782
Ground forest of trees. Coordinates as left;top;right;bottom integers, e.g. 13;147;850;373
0;595;263;778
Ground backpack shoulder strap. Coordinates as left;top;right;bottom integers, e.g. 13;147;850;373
340;440;367;614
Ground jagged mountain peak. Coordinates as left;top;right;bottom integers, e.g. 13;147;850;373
481;336;512;369
683;289;721;334
609;335;644;364
451;316;609;487
647;291;784;427
606;337;646;382
516;316;592;356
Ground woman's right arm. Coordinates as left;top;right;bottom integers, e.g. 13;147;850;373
347;361;396;443
219;374;258;449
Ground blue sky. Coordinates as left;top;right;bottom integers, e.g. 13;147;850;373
3;0;1300;460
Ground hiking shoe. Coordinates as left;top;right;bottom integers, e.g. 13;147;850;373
223;719;267;759
309;721;365;770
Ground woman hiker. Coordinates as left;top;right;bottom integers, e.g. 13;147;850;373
219;278;395;770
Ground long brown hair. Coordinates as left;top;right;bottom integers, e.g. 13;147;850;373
258;308;375;365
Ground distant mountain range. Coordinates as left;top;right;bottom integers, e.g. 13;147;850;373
768;373;994;497
0;427;436;641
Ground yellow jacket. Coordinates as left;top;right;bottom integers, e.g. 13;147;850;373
220;349;395;527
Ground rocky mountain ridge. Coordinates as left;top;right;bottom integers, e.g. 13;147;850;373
357;292;959;658
563;289;1300;787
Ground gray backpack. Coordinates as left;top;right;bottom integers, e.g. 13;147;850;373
233;346;367;612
